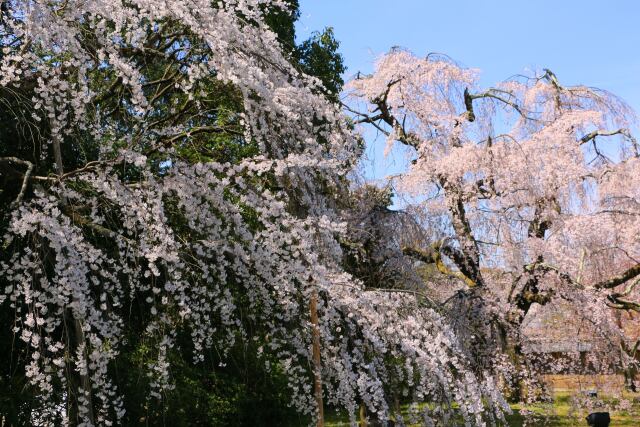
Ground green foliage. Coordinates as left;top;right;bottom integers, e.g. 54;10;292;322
296;27;346;101
115;333;307;426
264;0;300;54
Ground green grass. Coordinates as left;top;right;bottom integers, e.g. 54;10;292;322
504;391;640;426
325;391;640;426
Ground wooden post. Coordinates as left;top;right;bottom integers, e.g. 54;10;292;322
359;403;367;427
309;285;324;427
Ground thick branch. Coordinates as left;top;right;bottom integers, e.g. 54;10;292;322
402;245;437;264
346;79;422;149
527;197;559;239
443;181;484;287
580;128;636;145
62;206;122;241
607;294;640;312
466;88;530;120
595;264;640;290
402;242;479;288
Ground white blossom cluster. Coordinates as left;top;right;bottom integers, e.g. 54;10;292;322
0;1;507;425
347;47;640;410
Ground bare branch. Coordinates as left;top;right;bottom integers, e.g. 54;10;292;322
467;88;532;120
579;128;636;145
0;156;34;207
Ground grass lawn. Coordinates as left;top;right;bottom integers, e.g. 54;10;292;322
504;391;639;426
326;391;640;426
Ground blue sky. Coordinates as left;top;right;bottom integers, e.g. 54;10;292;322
296;0;640;182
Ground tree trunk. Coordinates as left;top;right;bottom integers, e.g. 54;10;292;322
73;317;95;424
623;363;638;392
358;403;367;427
53;138;95;426
309;287;324;427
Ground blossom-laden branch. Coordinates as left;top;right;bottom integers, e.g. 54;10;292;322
348;47;640;395
0;3;508;425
